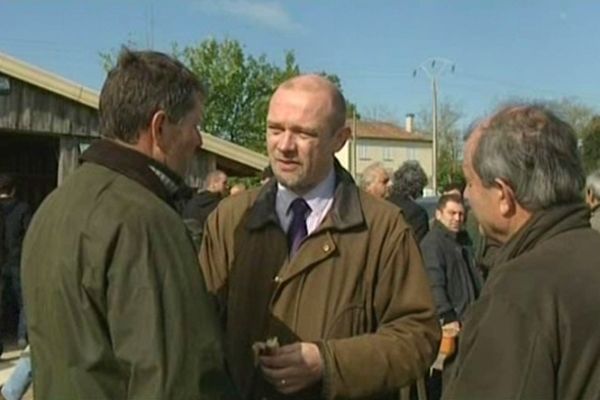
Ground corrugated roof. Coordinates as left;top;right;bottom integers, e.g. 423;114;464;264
0;51;99;108
0;51;268;170
347;119;432;142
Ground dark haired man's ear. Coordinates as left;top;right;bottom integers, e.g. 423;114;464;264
149;110;171;163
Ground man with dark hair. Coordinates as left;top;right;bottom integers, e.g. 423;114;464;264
441;182;465;197
200;74;440;399
441;181;488;275
0;173;31;352
443;105;600;399
389;160;430;242
422;194;482;326
21;49;232;399
421;194;482;399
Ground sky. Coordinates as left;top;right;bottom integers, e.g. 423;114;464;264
2;0;599;130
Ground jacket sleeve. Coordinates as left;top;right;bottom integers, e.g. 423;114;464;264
420;236;458;323
320;223;441;399
442;295;555;400
198;204;231;312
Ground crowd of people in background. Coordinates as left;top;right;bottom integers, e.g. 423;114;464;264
2;48;600;400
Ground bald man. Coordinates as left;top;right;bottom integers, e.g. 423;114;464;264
200;74;439;399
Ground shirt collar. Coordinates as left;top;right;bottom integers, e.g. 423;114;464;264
276;167;336;216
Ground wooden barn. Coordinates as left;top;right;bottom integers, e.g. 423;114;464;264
0;51;268;210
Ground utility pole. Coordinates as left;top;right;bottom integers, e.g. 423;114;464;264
413;58;455;194
351;108;358;178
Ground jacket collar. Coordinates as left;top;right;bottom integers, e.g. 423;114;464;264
432;220;472;245
493;202;590;267
80;139;192;209
432;219;458;239
246;160;364;232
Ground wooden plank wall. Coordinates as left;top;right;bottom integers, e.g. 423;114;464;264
0;75;99;137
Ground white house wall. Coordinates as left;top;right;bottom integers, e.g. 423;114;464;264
355;138;433;185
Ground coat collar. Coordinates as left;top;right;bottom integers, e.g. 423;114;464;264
493;202;590;267
432;220;472;245
80;139;192;209
246;160;364;232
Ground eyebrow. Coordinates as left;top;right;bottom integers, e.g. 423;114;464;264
266;121;319;136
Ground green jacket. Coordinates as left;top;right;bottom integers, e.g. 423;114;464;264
22;140;234;400
200;165;440;399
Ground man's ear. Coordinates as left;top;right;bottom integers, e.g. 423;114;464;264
150;110;169;152
333;126;351;152
435;209;442;221
495;178;517;217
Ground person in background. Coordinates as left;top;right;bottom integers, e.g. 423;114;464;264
183;169;228;227
200;74;440;399
0;346;32;400
260;165;274;186
21;48;233;399
443;104;600;399
0;173;31;352
585;169;600;232
441;182;465;198
359;162;392;199
441;180;493;278
230;183;247;196
420;194;483;400
388;160;430;243
421;193;482;327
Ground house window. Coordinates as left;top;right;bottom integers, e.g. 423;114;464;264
383;147;393;161
358;144;369;160
406;147;416;160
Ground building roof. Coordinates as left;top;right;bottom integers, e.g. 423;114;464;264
347;119;432;143
0;51;268;171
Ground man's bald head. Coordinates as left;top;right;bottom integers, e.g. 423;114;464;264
275;74;347;134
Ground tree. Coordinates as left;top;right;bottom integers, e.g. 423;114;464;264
544;98;595;138
493;97;596;138
582;116;600;173
360;105;400;124
100;39;357;154
417;100;465;190
178;38;299;152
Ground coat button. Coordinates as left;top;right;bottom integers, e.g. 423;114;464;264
323;243;330;252
274;276;282;283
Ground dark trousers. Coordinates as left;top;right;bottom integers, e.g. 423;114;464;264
0;264;27;347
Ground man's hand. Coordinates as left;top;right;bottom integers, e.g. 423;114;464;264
259;342;323;395
442;321;461;335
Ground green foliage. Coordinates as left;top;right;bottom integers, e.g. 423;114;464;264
437;147;465;190
582;116;600;173
417;100;464;190
493;97;596;138
100;39;357;156
177;38;299;153
544;98;595;138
